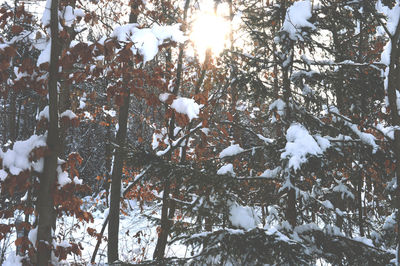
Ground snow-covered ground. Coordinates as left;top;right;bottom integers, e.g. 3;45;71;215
1;197;188;265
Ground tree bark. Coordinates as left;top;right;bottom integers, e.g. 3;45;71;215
58;81;71;157
58;0;76;159
36;0;61;264
385;15;400;265
90;164;151;263
107;3;138;263
286;184;296;227
282;41;296;227
357;172;364;236
8;91;16;144
107;85;130;263
153;175;172;260
104;111;112;207
153;0;190;260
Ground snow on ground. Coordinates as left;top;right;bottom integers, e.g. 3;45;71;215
0;197;189;265
2;253;23;266
74;198;189;264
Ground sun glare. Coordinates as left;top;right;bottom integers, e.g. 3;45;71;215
190;13;230;62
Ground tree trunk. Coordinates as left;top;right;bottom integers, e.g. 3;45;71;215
153;176;172;260
58;80;71;158
104;111;112;207
282;40;295;227
107;86;130;263
286;184;296;227
153;0;190;260
15;99;21;140
8;91;16;144
335;194;344;231
36;0;61;263
58;0;76;159
385;15;400;265
107;3;138;263
395;132;400;265
357;172;364;236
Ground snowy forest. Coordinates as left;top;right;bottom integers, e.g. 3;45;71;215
2;0;400;264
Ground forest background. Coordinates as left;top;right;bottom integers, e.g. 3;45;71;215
1;0;400;265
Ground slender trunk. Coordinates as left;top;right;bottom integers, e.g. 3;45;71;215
8;91;16;144
53;81;71;232
104;111;112;207
228;0;237;110
8;0;19;144
331;3;345;113
200;2;222;233
15;98;21;140
58;80;71;157
391;54;400;262
153;176;172;260
358;172;364;236
153;0;190;260
92;165;151;263
331;19;347;231
335;195;344;231
385;15;400;265
2;102;7;145
91;215;109;263
227;0;242;146
395;132;400;264
261;204;266;227
24;186;31;237
36;0;61;264
282;42;296;227
107;3;138;263
107;80;131;263
286;184;296;227
172;0;190;94
273;42;279;101
58;0;76;159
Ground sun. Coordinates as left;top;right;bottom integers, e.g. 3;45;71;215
189;12;230;62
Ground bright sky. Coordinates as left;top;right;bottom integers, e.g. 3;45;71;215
189;12;231;62
187;0;243;62
6;0;244;63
